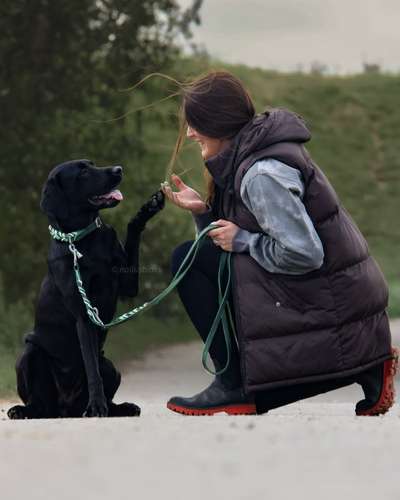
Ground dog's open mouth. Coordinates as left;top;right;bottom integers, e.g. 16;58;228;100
89;189;124;206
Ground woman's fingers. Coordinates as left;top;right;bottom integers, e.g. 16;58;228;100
171;174;188;191
208;227;224;238
161;178;207;214
168;190;183;208
162;184;179;204
208;221;236;252
162;183;187;209
214;219;230;226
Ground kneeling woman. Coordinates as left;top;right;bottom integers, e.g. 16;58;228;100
161;70;397;416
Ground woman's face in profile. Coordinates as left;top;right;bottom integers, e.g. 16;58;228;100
186;125;230;161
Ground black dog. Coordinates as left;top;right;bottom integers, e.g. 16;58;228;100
7;159;164;419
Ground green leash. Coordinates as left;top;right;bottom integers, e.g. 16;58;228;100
48;220;236;375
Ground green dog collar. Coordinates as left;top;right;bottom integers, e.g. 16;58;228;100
48;216;102;243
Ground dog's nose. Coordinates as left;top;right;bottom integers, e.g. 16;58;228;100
111;166;123;176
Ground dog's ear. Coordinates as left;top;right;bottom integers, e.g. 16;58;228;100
40;175;69;220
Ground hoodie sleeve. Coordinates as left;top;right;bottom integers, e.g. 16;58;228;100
232;158;324;274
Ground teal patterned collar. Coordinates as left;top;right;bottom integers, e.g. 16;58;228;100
48;217;102;243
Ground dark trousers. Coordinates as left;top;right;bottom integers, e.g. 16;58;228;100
171;238;359;414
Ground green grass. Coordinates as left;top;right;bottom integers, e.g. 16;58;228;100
0;352;17;397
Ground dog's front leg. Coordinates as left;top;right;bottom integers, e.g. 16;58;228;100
119;190;165;298
76;316;108;417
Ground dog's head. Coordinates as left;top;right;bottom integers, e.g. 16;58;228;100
40;159;123;223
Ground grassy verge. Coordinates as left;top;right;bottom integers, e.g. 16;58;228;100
0;352;18;398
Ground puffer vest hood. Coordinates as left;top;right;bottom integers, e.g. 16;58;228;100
204;108;392;392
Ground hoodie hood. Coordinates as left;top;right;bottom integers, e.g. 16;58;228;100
204;108;311;189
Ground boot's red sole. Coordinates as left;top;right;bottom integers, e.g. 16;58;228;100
167;402;257;416
356;347;399;416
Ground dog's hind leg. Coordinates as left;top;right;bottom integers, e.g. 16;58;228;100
8;341;59;419
99;354;141;417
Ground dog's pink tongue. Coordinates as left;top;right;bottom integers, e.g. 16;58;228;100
107;189;123;201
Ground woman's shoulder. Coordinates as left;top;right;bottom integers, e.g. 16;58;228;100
240;157;305;197
244;157;303;183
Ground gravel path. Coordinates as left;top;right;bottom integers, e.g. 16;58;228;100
1;318;399;500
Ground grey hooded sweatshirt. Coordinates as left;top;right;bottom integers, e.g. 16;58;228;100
193;157;324;274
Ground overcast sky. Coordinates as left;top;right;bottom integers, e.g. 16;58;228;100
178;0;400;74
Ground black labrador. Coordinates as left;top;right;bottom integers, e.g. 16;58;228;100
7;159;164;419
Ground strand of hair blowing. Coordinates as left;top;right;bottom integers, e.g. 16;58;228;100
98;71;256;202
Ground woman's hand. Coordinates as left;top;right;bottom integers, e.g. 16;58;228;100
161;174;208;215
208;219;240;252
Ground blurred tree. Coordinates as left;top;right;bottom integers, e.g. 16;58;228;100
1;0;201;111
363;62;381;74
0;0;202;303
310;60;328;75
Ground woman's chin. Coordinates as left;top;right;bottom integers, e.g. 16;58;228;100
201;148;211;160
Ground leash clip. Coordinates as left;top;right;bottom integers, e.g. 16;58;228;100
68;241;83;266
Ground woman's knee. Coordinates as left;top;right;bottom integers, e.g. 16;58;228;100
170;240;194;276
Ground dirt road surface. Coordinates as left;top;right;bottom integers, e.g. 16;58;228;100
1;319;399;500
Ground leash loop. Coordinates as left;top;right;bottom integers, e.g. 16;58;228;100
68;241;83;266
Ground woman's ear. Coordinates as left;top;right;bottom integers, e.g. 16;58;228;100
40;175;69;220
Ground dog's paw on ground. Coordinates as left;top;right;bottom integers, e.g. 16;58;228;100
108;402;141;417
7;405;29;420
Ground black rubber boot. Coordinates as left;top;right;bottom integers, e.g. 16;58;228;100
167;378;256;416
355;348;398;416
167;356;256;416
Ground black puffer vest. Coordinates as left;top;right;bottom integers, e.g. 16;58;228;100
205;108;392;393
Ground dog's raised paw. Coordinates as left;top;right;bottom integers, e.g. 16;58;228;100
148;190;165;213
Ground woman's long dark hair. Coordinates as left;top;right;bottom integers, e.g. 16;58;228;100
123;70;256;205
169;71;256;204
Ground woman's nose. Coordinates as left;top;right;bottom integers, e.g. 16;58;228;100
186;125;196;138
